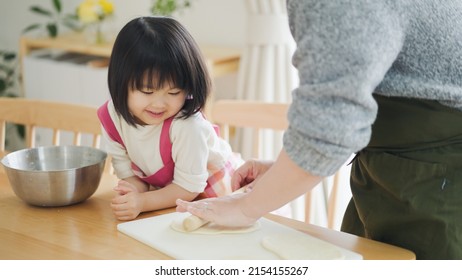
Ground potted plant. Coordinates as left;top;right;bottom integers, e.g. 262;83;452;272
22;0;82;38
76;0;115;44
151;0;193;16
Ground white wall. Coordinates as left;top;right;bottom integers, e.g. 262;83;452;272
0;0;247;49
0;0;247;99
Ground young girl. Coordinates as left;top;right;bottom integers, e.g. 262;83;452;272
97;16;242;221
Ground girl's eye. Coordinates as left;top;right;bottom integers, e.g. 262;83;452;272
140;89;153;94
169;91;181;96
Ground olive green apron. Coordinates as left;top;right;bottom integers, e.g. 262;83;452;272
341;95;462;260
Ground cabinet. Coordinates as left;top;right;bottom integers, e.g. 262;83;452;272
19;33;241;110
23;51;110;106
19;33;241;146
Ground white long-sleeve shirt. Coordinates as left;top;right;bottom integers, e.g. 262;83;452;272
101;101;240;193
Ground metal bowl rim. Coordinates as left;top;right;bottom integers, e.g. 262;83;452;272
1;145;107;173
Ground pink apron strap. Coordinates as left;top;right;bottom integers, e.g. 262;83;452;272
159;117;173;165
135;117;175;187
97;106;227;195
97;100;173;167
96;100;175;187
97;100;125;148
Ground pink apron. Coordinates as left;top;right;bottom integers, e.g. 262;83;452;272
97;101;237;197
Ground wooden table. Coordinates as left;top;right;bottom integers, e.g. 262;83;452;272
0;169;415;260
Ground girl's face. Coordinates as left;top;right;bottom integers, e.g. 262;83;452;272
128;80;187;126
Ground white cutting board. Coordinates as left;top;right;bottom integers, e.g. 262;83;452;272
117;212;362;260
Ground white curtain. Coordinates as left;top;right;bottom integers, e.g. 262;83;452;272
231;1;351;225
233;0;298;160
229;0;298;218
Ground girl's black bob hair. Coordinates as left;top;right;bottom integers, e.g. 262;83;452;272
107;16;211;126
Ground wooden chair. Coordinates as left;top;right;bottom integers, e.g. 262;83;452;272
211;99;288;157
0;97;102;151
0;98;112;173
211;99;341;228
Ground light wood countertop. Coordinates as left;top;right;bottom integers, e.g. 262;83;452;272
0;168;415;260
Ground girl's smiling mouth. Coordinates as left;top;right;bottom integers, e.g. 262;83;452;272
146;110;164;118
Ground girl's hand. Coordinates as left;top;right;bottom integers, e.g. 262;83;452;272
113;180;139;195
175;192;259;228
111;180;144;220
231;159;274;190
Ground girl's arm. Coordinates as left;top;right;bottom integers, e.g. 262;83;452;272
111;180;199;220
140;182;199;212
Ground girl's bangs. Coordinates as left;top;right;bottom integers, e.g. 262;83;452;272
129;56;184;91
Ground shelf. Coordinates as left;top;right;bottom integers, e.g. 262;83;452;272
19;33;241;119
20;33;241;78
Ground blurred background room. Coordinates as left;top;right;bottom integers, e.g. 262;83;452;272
0;0;352;230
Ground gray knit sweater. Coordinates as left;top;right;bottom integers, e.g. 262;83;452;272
284;0;462;176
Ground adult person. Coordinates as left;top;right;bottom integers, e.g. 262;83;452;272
177;0;462;259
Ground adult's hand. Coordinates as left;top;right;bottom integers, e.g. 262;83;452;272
177;150;323;227
175;192;259;228
231;159;274;190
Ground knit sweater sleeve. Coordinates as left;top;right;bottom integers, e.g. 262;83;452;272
283;0;406;176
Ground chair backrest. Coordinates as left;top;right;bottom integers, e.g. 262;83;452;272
211;99;289;158
0;98;102;154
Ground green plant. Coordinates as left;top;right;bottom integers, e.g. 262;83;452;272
0;50;25;146
151;0;193;16
0;50;18;98
23;0;82;38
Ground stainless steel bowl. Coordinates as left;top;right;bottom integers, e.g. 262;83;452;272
1;145;107;207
